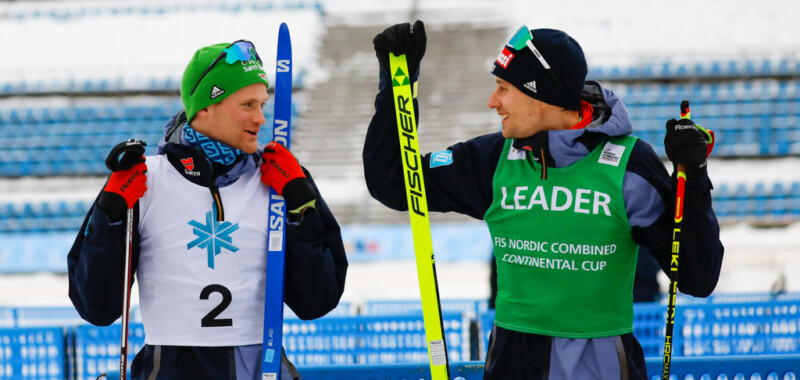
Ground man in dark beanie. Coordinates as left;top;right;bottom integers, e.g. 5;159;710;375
365;21;723;379
68;40;347;380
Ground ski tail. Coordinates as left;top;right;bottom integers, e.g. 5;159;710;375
388;52;451;380
262;22;292;380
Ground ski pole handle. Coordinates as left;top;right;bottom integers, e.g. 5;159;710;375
106;139;146;172
676;99;691;177
679;100;690;119
103;138;145;380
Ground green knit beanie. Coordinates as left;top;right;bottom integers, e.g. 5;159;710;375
181;41;270;122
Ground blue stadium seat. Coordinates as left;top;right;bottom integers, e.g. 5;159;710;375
767;182;789;220
753;183;768;219
759;59;774;76
733;184;750;219
709;61;722;77
691;62;706;77
711;183;731;220
791;182;800;217
776;59;792;75
726;60;740;77
744;60;757;76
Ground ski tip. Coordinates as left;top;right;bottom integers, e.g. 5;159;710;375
679;100;690;119
278;22;291;46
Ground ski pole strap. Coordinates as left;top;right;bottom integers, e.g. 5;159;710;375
106;139;146;172
388;52;451;380
680;100;715;156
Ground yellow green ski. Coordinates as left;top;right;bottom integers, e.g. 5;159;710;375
389;53;451;380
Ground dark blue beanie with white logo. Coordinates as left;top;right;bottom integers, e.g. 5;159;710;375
491;28;587;111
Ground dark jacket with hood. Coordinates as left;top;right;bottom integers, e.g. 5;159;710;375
363;72;723;378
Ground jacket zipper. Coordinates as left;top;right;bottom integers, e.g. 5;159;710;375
209;182;224;221
540;148;548;180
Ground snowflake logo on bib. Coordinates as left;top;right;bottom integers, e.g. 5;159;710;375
187;203;240;269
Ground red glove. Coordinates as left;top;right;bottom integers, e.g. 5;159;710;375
260;142;316;221
260;141;306;194
97;160;147;222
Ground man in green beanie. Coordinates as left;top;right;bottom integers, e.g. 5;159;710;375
68;40;348;380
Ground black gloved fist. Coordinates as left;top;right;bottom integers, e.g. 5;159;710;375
664;118;709;176
373;20;427;76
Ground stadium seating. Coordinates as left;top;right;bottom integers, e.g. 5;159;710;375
616;79;800;158
0;200;89;233
477;298;800;361
2;296;800;380
590;57;800;81
0;100;298;177
710;181;800;225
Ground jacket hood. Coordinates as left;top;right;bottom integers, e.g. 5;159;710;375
512;81;634;168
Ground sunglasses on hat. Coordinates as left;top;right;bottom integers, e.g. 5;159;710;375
506;25;566;93
190;40;263;96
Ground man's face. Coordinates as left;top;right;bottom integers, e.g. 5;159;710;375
488;77;554;139
194;83;268;154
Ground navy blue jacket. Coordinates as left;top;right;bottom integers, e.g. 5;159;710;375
68;111;347;379
363;72;723;379
364;74;723;298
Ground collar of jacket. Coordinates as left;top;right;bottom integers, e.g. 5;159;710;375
162;143;230;187
156;109;259;188
509;81;628;172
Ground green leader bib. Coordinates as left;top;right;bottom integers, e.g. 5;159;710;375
484;136;640;338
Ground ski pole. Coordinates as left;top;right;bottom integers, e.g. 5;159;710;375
388;52;451;380
661;100;692;379
105;138;147;380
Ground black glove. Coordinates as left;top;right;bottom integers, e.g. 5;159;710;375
664;118;710;177
373;20;427;76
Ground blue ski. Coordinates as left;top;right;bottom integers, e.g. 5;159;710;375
262;22;292;380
